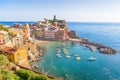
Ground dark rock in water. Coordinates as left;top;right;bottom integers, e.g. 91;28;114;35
68;30;79;38
99;48;117;54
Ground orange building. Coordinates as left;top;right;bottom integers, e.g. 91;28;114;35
0;46;29;67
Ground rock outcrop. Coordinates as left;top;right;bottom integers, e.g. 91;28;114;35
80;41;117;54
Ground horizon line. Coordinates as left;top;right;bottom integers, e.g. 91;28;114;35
0;20;120;23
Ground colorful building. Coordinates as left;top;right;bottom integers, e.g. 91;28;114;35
0;31;9;44
43;27;58;40
12;33;24;48
55;29;64;40
0;46;29;67
55;27;68;40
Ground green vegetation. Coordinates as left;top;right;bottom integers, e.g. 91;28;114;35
15;69;48;80
0;54;9;68
0;54;57;80
8;32;17;38
0;69;19;80
49;20;54;24
0;24;16;38
0;54;18;80
0;24;8;32
60;26;64;29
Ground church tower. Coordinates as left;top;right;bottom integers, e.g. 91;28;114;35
23;23;30;39
23;23;30;44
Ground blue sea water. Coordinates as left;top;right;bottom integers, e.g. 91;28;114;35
37;22;120;80
0;21;36;26
1;22;120;80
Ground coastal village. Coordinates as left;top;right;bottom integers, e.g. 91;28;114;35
0;15;76;67
0;15;117;80
0;15;79;80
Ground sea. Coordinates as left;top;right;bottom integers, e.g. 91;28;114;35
1;22;120;80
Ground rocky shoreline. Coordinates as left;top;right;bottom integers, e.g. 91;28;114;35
80;41;117;54
69;30;117;54
28;40;47;70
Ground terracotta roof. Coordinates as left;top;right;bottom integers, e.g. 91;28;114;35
1;47;17;53
0;31;8;35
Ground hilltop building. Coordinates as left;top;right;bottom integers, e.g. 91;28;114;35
12;34;24;48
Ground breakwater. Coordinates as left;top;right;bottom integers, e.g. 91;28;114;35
80;40;117;54
69;38;117;54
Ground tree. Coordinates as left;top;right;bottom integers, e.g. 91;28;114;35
0;69;19;80
0;54;9;68
15;69;48;80
0;24;8;32
0;55;19;80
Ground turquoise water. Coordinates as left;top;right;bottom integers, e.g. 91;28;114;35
1;22;120;80
37;22;120;80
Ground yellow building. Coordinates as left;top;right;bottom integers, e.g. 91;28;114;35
0;46;29;67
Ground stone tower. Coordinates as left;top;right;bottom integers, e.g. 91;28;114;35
23;23;30;39
54;15;56;20
23;23;30;44
53;15;57;22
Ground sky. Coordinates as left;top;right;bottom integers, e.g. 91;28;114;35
0;0;120;22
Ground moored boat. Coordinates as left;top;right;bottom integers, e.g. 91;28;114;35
66;55;71;58
76;57;81;60
58;48;61;53
73;54;79;57
63;48;68;54
90;46;97;51
56;53;62;58
88;56;96;61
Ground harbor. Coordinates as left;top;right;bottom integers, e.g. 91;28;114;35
36;22;120;80
69;38;117;54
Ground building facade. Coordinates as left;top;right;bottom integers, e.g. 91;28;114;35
0;46;29;67
43;27;57;40
0;31;9;44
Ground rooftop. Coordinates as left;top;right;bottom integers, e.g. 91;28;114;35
0;31;8;35
1;46;17;54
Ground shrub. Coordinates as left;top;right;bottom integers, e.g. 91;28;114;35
15;69;48;80
0;54;9;68
0;69;19;80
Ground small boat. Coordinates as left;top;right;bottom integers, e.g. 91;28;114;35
88;56;96;61
66;55;71;58
58;48;61;53
73;54;79;57
63;48;68;54
90;46;96;51
76;57;81;60
56;54;62;58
